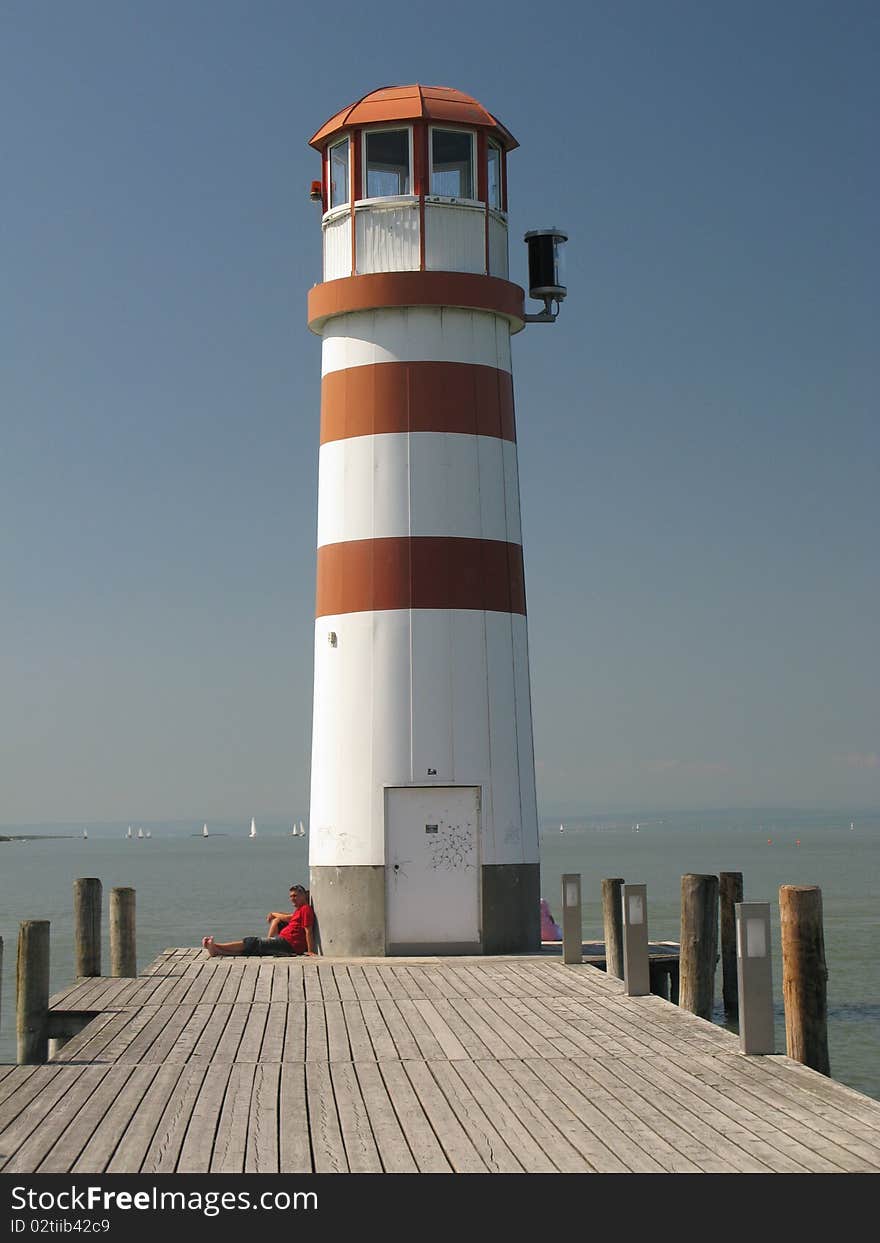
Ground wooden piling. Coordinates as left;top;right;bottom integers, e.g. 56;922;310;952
74;877;102;977
16;920;50;1064
679;873;719;1020
601;877;625;979
779;884;830;1076
110;887;137;977
720;871;743;1016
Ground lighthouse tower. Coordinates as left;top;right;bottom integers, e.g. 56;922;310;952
307;85;560;956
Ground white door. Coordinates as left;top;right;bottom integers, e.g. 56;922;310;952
385;786;481;952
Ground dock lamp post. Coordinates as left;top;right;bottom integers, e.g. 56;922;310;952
735;901;775;1054
622;883;650;996
561;874;582;965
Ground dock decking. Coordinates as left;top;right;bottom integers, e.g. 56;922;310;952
1;947;879;1173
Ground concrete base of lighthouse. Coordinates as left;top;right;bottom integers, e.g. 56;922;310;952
310;863;540;957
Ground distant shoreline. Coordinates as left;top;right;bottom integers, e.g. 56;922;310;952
0;835;74;842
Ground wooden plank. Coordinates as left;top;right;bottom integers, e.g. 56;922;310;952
609;1052;806;1173
260;1002;288;1062
317;965;340;1001
2;1067;111;1174
199;960;233;1005
218;961;247;1004
282;1002;306;1063
165;1003;217;1064
139;1064;210;1173
306;1061;347;1172
105;1064;190;1172
446;998;522;1059
129;1004;199;1065
331;1061;382;1172
378;1060;451;1172
376;1000;423;1060
358;999;400;1063
325;999;352;1062
331;965;358;1001
523;1058;666;1173
245;1062;281;1173
253;962;274;1004
53;1010;143;1064
69;1065;160;1173
361;964;393;1001
0;1067;70;1135
664;1048;878;1172
190;1003;235;1063
0;1067;40;1112
303;966;323;1002
341;1000;375;1063
450;1059;559;1171
177;1063;234;1173
354;1062;417;1172
479;1058;598;1173
552;1057;703;1172
36;1065;139;1171
116;1005;191;1065
305;1000;329;1062
402;1061;489;1172
279;1064;311;1173
236;1002;270;1062
210;1062;257;1173
394;999;447;1060
211;1003;250;1063
412;1000;469;1060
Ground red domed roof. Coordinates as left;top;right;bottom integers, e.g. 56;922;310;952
309;84;517;151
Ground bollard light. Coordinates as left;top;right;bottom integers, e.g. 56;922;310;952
621;883;650;996
561;873;582;965
735;901;774;1054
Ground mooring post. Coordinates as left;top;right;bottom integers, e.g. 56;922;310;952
735;900;774;1054
679;873;719;1020
601;877;625;979
74;877;102;977
561;874;582;965
17;920;50;1064
110;887;137;977
621;883;650;996
779;884;830;1075
720;871;744;1017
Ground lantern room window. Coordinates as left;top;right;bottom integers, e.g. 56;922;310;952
430;128;475;200
487;141;502;210
329;137;349;209
364;129;411;197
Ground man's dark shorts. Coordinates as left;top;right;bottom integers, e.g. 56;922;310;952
241;936;296;957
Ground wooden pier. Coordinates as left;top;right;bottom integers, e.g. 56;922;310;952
2;947;880;1173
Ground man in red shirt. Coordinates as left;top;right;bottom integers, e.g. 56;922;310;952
202;884;316;957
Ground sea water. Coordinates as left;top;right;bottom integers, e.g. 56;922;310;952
1;809;877;1101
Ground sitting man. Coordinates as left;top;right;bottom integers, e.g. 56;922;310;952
202;884;316;957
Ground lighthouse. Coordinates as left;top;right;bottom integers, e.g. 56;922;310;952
306;85;566;956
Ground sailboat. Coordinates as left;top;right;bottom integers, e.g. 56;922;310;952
290;822;297;836
202;823;209;839
82;828;88;840
137;827;144;840
126;826;132;839
298;820;306;837
145;830;152;838
249;818;257;839
559;823;565;833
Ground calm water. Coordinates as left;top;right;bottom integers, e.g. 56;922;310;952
1;809;877;1100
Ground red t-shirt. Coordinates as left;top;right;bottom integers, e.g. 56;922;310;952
278;904;314;953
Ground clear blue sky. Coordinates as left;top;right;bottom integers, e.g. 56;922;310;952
1;0;877;823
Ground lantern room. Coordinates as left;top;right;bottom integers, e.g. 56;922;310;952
308;84;517;282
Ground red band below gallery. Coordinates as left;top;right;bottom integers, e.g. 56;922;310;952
321;361;516;445
316;536;527;617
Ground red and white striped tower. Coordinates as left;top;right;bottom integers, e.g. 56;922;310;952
306;86;543;955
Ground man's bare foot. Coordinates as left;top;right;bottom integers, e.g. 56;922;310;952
203;936;219;957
